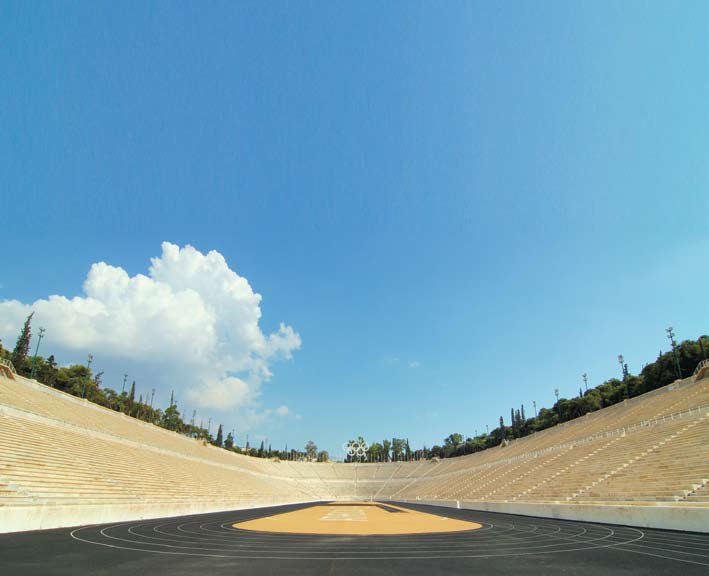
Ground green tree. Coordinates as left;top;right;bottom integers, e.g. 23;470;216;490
391;438;406;462
367;442;384;462
317;450;329;462
128;381;136;415
224;431;234;450
162;402;182;431
382;439;391;462
12;312;34;374
39;355;58;387
444;433;463;450
305;440;317;461
54;364;91;395
215;424;224;447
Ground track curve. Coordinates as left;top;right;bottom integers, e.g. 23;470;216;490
67;502;709;565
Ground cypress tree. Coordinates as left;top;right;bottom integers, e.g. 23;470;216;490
44;355;58;388
510;408;516;437
215;424;224;447
12;312;34;371
128;381;136;415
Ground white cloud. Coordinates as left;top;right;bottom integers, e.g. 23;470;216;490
408;361;420;368
0;242;301;427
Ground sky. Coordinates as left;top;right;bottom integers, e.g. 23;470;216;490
1;1;708;459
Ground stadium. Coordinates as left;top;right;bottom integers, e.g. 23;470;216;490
3;2;709;575
1;356;708;574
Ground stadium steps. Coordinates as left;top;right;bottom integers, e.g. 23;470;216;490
2;371;709;514
509;436;624;502
572;413;708;502
475;448;573;501
681;481;709;502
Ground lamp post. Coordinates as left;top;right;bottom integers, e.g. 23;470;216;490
533;400;537;418
29;327;45;380
582;373;588;393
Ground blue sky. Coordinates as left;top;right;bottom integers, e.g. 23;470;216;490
1;2;708;458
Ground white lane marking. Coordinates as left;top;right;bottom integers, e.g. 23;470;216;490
69;520;646;560
320;507;368;522
613;546;709;567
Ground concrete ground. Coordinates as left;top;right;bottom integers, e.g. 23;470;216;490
1;501;708;575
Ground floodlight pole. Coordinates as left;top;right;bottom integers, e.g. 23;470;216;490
582;373;588;392
554;389;561;420
666;327;682;379
29;327;45;380
122;373;127;393
533;400;537;418
618;355;629;398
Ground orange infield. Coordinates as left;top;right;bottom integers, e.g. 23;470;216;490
233;502;483;535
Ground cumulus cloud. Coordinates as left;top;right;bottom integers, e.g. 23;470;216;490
0;242;301;424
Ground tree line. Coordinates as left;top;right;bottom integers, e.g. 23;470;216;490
1;312;328;462
346;332;708;461
2;313;706;463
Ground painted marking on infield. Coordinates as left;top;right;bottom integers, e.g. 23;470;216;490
320;507;368;522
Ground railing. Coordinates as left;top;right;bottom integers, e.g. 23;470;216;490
0;358;16;374
693;359;709;379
